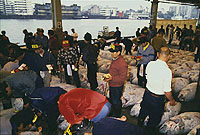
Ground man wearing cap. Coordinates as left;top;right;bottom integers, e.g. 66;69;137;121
57;39;81;88
35;28;48;51
81;32;99;90
135;36;154;88
138;47;175;134
32;44;56;87
104;44;128;117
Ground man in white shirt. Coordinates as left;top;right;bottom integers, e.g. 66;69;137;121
137;47;175;134
71;28;78;42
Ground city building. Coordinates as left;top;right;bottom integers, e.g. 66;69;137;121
0;0;6;14
88;5;100;15
14;0;33;15
5;1;15;15
34;3;81;18
34;3;51;16
100;6;118;17
62;4;81;17
169;6;177;15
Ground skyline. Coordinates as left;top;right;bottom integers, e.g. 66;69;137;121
30;0;191;13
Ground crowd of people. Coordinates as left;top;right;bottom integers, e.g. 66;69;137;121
0;24;199;135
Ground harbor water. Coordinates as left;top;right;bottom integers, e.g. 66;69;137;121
0;19;149;44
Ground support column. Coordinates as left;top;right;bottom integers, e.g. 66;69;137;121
198;9;200;26
51;0;64;43
150;0;158;30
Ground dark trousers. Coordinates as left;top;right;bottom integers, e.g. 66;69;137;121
125;48;132;55
109;85;123;118
137;64;147;88
138;90;165;129
64;64;81;88
87;62;98;90
194;49;200;62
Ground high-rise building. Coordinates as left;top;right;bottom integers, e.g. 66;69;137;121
100;6;118;17
14;0;33;15
169;6;177;15
5;1;15;15
34;3;51;16
62;4;81;17
178;6;188;17
34;3;81;18
190;6;199;19
0;0;6;14
89;5;100;15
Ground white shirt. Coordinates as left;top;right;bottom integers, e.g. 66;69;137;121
146;59;172;95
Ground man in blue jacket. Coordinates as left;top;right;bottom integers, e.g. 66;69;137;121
135;36;154;88
30;87;66;135
10;87;67;135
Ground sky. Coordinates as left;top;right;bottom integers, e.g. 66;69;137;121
31;0;182;12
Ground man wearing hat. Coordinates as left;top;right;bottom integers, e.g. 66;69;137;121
104;44;128;117
57;38;81;88
135;36;154;88
32;44;56;87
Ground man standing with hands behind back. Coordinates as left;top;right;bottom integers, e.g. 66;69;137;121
104;44;128;118
138;47;176;135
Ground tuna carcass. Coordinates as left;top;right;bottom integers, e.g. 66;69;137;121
130;101;181;126
50;76;76;91
122;83;144;107
96;73;109;97
171;77;189;93
172;66;191;77
181;61;196;68
187;125;200;135
159;101;182;126
160;112;200;135
192;63;200;70
99;50;113;60
181;70;199;82
0;108;15;135
178;83;197;102
128;66;137;82
19;131;40;135
130;99;142;117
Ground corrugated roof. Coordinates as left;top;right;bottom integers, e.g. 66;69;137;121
167;0;200;7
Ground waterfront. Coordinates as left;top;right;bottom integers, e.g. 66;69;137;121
0;19;149;44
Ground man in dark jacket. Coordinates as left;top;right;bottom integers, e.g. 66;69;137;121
104;44;128;117
10;87;66;135
30;87;66;135
35;28;48;51
121;38;133;55
32;44;56;87
114;27;121;44
81;32;99;90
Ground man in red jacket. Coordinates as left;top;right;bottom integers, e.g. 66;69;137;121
58;88;111;126
104;44;128;117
